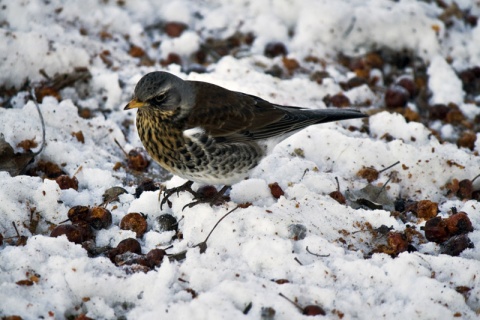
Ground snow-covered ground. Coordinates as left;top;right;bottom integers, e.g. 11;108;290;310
1;0;480;319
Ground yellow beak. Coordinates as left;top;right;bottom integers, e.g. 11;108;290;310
124;98;145;110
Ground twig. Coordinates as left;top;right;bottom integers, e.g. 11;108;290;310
378;161;400;174
334;177;340;192
378;176;392;196
306;246;330;258
301;168;309;180
278;293;303;312
114;138;129;157
195;205;240;247
12;222;21;237
471;173;480;184
30;88;46;156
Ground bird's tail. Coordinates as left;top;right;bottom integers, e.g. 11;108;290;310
309;108;368;124
251;106;367;142
277;105;368;124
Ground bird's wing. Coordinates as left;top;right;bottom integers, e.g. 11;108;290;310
185;82;365;142
247;104;367;139
185;82;289;141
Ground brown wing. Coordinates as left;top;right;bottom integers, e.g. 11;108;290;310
185;81;366;142
185;81;286;140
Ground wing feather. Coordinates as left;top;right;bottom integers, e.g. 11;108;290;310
184;81;365;143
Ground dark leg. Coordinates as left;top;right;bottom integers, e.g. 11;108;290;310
182;185;231;210
160;180;197;210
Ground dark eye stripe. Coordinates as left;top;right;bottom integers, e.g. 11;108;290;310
150;94;166;106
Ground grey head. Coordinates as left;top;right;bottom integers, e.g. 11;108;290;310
125;71;194;114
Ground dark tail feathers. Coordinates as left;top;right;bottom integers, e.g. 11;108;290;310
311;108;368;124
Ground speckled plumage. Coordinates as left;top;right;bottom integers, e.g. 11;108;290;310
136;104;261;185
125;71;367;187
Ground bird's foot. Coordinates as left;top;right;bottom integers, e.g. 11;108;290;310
160;181;197;210
182;185;231;210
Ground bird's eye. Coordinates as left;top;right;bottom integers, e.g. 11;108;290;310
151;94;166;106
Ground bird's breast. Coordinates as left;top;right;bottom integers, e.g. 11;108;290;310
136;109;186;171
135;108;264;185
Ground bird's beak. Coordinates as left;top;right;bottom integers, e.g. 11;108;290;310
124;98;145;110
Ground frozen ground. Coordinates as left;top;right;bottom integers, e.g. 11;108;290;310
1;0;480;319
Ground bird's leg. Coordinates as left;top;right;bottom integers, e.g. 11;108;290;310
160;180;198;210
182;185;231;210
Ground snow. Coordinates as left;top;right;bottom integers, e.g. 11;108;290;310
1;0;480;319
428;55;465;105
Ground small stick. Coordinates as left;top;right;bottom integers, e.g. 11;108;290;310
198;205;240;245
30;88;46;156
334;177;340;192
114;138;129;157
378;161;400;174
378;176;392;195
73;165;83;177
306;246;330;258
301;168;309;180
278;293;303;312
471;173;480;184
12;222;21;237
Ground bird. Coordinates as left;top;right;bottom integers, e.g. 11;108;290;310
124;71;367;208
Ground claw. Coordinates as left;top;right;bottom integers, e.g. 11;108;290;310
159;182;231;210
182;185;230;211
160;181;196;210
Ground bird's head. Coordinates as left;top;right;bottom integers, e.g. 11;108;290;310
124;72;193;116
